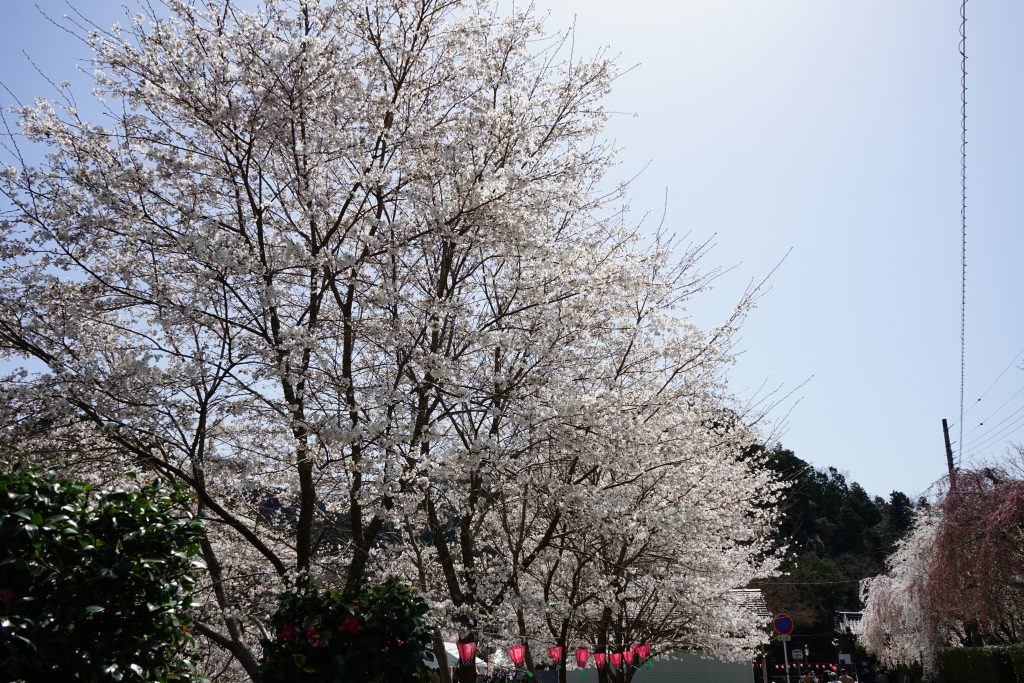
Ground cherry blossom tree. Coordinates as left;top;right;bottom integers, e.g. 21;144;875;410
400;232;784;682
516;405;781;683
859;509;947;675
928;452;1024;644
860;447;1024;675
1;1;783;679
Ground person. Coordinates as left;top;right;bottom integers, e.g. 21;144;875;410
838;670;855;683
800;673;813;683
876;669;890;683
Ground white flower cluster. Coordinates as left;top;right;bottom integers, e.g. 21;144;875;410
0;1;783;679
859;510;947;674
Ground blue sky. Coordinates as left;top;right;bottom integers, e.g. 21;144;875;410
2;1;1022;498
523;0;1024;500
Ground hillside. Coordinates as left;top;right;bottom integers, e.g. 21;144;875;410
753;446;922;656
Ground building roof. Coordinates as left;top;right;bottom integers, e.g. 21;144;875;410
729;588;772;621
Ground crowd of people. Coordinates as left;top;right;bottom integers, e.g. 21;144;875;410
796;669;897;683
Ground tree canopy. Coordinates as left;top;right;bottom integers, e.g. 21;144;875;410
756;446;921;641
0;1;783;680
860;448;1024;674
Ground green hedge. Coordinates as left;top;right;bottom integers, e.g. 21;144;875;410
937;646;1024;683
0;465;204;681
1011;645;1024;683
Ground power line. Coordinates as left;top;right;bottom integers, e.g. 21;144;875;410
962;401;1024;451
962;410;1024;459
961;343;1024;421
962;385;1024;439
957;0;968;467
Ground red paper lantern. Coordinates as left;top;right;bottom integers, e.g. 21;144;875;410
509;644;527;667
623;649;635;666
633;643;652;661
575;647;590;668
548;644;564;665
610;652;623;669
594;652;608;669
456;640;477;666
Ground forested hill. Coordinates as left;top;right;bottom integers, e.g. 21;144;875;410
754;445;923;638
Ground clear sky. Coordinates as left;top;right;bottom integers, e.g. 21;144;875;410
2;1;1022;499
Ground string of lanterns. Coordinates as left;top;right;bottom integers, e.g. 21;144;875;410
752;662;839;672
456;641;654;672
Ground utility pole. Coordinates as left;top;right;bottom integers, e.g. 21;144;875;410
941;418;956;476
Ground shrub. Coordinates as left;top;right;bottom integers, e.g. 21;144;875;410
259;577;433;682
0;465;204;681
1010;644;1024;683
936;646;1016;683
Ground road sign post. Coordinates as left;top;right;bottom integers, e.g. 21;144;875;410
772;614;794;636
772;615;795;683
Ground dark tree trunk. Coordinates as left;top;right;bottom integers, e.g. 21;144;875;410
454;663;477;683
432;631;453;683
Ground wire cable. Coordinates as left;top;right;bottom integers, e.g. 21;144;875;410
954;0;970;466
961;402;1024;453
962;343;1024;419
962;385;1024;439
962;409;1024;460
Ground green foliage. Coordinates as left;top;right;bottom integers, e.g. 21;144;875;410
1011;644;1024;683
0;465;204;682
936;646;1019;683
756;446;920;632
259;577;433;683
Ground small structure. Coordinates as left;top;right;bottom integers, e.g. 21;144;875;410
834;611;863;636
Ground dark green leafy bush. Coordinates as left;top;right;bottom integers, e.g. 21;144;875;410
259;577;433;682
936;646;1017;683
0;465;204;682
1010;644;1024;683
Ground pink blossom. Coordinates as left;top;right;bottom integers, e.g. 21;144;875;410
277;624;298;644
306;626;327;648
339;617;361;637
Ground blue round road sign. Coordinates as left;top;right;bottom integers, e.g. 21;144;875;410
773;614;794;635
